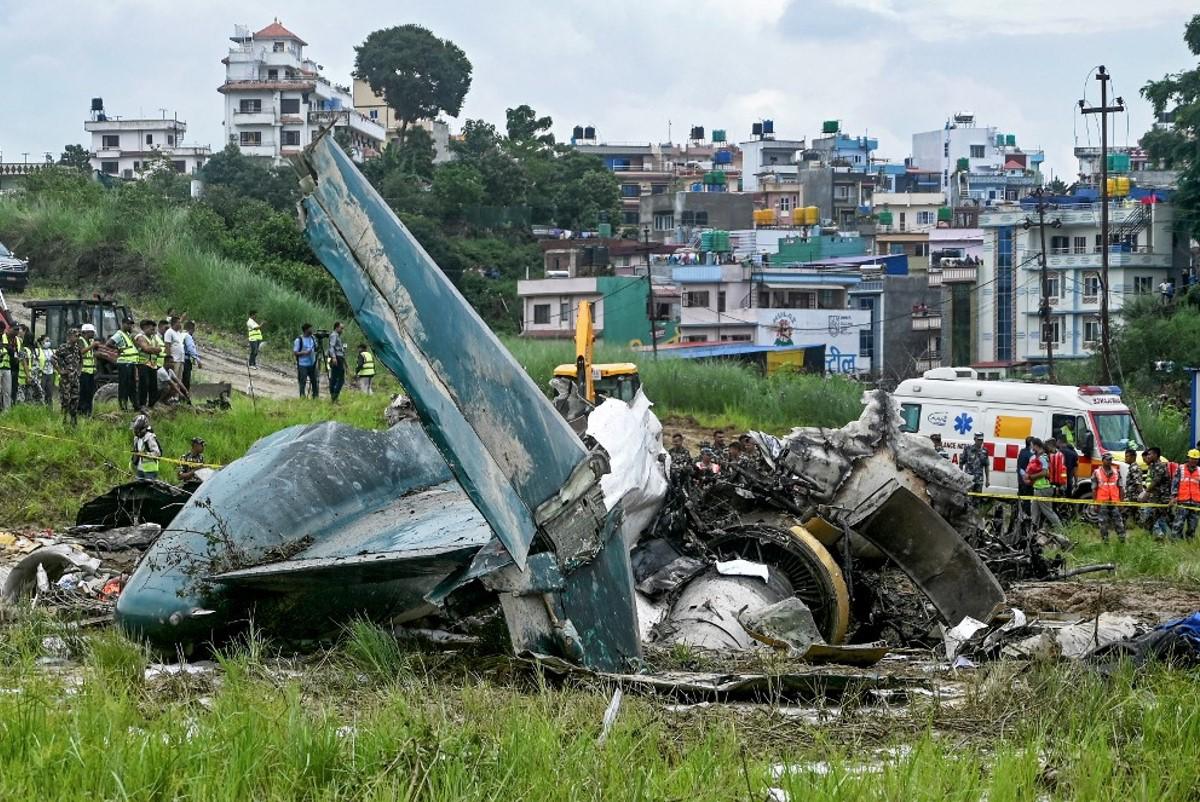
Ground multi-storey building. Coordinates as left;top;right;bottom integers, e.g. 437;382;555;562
573;143;675;228
911;112;1044;205
975;193;1187;370
219;21;385;163
84;102;210;178
350;78;452;163
920;227;984;370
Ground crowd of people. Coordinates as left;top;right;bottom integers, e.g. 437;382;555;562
930;430;1200;543
246;313;376;401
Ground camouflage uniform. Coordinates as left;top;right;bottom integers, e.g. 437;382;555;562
1144;460;1173;539
960;444;990;493
667;445;692;481
52;339;82;425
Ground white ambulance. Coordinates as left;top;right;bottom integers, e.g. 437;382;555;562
889;367;1143;496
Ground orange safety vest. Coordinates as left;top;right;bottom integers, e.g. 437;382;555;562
1048;452;1067;486
1176;465;1200;503
1093;467;1121;503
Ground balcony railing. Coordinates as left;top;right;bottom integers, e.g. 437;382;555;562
927;269;943;287
1045;249;1168;269
912;312;942;331
942;265;978;283
916;356;943;371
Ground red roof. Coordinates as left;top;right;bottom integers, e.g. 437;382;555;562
253;20;307;45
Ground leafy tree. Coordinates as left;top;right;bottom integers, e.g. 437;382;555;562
200;145;298;211
505;105;555;151
431;163;486;223
1141;14;1200;237
354;25;471;146
58;144;92;171
1046;177;1068;194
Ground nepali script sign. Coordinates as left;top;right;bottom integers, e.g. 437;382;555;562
752;308;871;375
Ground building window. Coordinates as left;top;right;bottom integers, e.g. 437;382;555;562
651;184;667;195
172;160;186;173
369;109;378;119
239;131;262;146
1074;236;1087;254
102;135;119;148
834;184;851;200
1083;272;1101;298
267;69;279;80
914;242;929;257
620;184;640;198
1050;235;1069;254
281;130;301;147
621;211;638;225
653;212;674;231
533;304;550;324
273;41;285;52
685;291;711;308
1133;276;1153;294
695;211;708;226
680;211;694;226
917;211;934;226
718;291;726;313
1084;318;1102;343
145;134;153;145
970;145;986;158
280;98;300;114
239;99;262;114
1045;273;1061;299
560;302;570;325
100;161;118;174
1041;316;1064;344
943;142;950;157
779;196;791;212
133;161;140;171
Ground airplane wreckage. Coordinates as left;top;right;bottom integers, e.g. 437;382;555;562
114;136;1018;671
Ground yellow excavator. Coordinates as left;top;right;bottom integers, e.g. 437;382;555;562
552;300;641;405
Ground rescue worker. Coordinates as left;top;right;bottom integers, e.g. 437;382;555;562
36;334;55;407
355;343;375;395
1027;439;1064;533
1172;449;1200;539
177;436;207;487
694;447;721;477
1123;447;1145;525
930;433;949;459
131;412;161;482
738;433;768;473
1045;438;1067;494
109;317;140;411
667;433;691;469
1092;453;1125;543
293;323;319;399
246;310;263;369
0;325;13;411
327;321;346;403
1059;436;1079;496
711;431;728;461
134;319;162;408
78;324;98;416
52;327;82;426
960;431;990;494
1140;447;1173;540
16;335;38;404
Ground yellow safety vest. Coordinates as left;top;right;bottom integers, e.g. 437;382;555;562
357;351;376;377
0;333;9;370
17;346;32;384
80;338;95;375
248;322;263;342
114;331;140;364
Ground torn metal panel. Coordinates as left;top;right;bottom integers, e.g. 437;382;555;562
75;481;192;529
298;137;589;568
852;484;1005;625
115;421;493;650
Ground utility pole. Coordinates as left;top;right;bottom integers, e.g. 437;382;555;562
643;226;658;358
1025;187;1061;382
1080;66;1125;384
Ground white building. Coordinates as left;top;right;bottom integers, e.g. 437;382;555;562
739;137;806;193
351;79;452;163
975;196;1186;368
873;192;946;233
85;106;211;179
911;112;1044;203
219;20;385;163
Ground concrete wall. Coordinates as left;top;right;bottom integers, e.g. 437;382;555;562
878;274;941;381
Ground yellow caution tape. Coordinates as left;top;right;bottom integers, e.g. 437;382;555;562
966;490;1193;511
0;424;225;469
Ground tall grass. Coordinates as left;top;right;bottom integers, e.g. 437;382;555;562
0;393;388;528
504;337;863;432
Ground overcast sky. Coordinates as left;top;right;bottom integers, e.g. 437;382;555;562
2;1;1196;179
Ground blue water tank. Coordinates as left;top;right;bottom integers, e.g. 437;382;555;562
714;150;732;165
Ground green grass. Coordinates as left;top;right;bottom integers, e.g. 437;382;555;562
2;620;1200;800
1063;519;1200;586
0;393;389;528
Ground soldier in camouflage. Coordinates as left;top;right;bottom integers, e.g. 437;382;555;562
666;433;692;483
52;327;82;426
1123;447;1145;526
960;432;990;494
1140;447;1173;539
